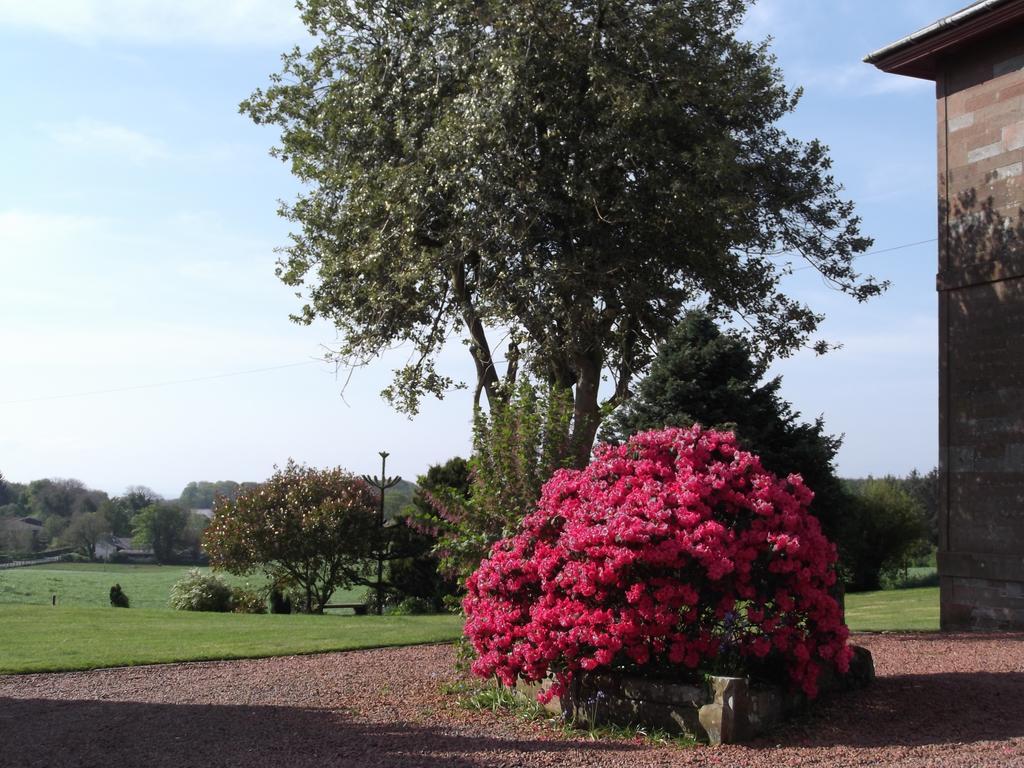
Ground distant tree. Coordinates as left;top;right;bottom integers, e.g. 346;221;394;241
26;479;87;519
132;503;189;563
0;471;12;507
382;479;417;521
178;481;256;510
203;461;380;613
63;512;112;560
97;499;134;537
96;486;162;539
122;486;162;513
903;468;939;546
601;311;848;545
41;516;69;549
244;0;883;468
841;478;926;592
179;512;210;563
0;524;33;554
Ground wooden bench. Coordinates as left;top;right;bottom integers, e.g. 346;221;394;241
322;603;369;615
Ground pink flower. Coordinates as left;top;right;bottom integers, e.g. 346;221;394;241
463;425;850;700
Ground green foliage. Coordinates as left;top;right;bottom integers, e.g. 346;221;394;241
62;512;112;560
390;596;434;616
383;519;458;611
846;468;939;548
840;477;927;592
25;478;92;519
243;0;882;467
601;311;848;545
177;481;257;510
382;479;417;520
109;583;130;608
902;468;939;546
132;503;190;563
203;461;380;613
472;380;576;531
0;471;12;507
412;381;575;581
120;486;162;514
881;566;939;591
230;586;268;614
169;568;235;612
268;586;292;614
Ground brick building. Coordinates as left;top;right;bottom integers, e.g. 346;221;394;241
867;0;1024;630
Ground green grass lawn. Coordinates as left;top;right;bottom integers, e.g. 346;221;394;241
0;562;362;610
0;603;464;674
0;562;939;676
845;586;939;632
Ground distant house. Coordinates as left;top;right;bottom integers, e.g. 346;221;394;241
0;516;44;551
95;535;155;563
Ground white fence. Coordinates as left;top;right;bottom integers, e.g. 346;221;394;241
0;554;66;570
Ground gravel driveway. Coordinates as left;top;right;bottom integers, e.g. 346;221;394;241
1;633;1022;767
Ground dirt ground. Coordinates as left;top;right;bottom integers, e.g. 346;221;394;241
1;633;1023;767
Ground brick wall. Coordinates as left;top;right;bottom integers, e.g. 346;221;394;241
936;26;1024;630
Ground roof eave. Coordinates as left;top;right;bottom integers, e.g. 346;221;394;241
865;0;1024;80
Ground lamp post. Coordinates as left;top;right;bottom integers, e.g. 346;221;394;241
362;451;401;616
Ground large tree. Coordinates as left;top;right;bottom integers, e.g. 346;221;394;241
245;0;883;465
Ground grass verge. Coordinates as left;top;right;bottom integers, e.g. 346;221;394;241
0;604;463;675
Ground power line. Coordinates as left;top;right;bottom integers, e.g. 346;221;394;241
790;237;937;272
1;360;320;406
3;237;937;406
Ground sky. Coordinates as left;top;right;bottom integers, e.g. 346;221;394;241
0;0;961;498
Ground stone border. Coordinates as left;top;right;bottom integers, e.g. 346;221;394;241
517;645;874;744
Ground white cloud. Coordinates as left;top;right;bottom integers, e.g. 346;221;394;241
0;0;306;46
46;118;168;164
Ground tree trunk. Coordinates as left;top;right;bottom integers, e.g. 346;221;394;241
569;354;603;468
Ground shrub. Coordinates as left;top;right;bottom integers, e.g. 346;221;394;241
464;426;851;700
269;586;292;614
203;461;379;613
391;596;434;615
109;583;130;608
231;586;267;614
361;587;397;615
410;381;574;581
169;569;234;612
839;478;926;592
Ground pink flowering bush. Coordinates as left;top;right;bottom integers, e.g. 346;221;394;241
463;425;852;699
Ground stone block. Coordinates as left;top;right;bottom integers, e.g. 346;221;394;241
515;646;874;745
